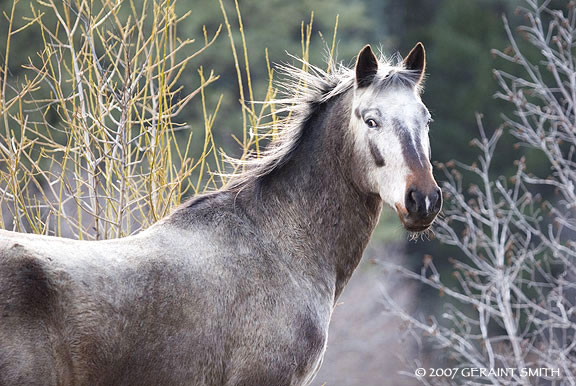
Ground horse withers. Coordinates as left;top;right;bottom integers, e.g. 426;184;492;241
0;43;441;386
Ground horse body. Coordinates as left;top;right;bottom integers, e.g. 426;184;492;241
0;193;339;386
0;43;440;385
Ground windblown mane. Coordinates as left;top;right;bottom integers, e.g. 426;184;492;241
224;52;421;191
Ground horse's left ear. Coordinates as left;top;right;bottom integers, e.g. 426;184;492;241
403;42;426;83
355;45;378;87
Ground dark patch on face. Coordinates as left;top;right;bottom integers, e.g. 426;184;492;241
392;118;426;171
368;139;385;167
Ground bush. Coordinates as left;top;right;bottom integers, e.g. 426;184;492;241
381;1;576;384
0;0;325;240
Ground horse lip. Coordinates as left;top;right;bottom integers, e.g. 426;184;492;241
398;216;431;232
396;211;434;232
403;222;431;232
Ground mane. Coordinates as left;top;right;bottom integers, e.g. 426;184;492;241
224;51;421;191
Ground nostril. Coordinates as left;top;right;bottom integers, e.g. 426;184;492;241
405;188;419;214
432;187;442;212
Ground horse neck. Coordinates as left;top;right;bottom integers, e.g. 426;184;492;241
239;92;382;301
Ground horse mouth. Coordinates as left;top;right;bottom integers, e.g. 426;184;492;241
394;203;437;233
399;216;436;233
402;222;431;232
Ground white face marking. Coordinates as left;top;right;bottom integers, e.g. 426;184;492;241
350;83;432;212
425;196;431;213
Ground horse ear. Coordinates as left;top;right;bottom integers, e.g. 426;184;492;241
403;42;426;83
355;45;378;87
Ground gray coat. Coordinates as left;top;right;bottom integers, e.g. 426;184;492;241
0;44;438;386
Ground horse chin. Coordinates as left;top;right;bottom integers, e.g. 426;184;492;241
402;222;431;233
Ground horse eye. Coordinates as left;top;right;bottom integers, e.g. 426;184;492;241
365;119;378;128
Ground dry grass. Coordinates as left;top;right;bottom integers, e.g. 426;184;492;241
0;0;335;240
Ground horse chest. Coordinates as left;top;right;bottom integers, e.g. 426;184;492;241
224;308;329;386
201;272;330;386
284;310;328;375
289;312;329;384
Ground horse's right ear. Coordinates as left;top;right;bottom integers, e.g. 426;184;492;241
403;42;426;83
355;45;378;87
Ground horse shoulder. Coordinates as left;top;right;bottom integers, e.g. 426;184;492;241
0;233;75;385
0;235;57;316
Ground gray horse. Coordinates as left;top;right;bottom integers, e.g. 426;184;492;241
0;43;441;386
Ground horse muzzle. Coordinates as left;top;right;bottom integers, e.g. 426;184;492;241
396;186;442;232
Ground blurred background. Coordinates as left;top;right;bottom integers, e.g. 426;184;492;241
0;0;571;384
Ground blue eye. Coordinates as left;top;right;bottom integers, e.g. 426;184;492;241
365;118;378;128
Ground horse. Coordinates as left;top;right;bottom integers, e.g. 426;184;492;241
0;43;441;386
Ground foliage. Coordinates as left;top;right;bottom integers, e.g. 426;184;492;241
381;1;576;384
0;0;224;238
0;0;342;241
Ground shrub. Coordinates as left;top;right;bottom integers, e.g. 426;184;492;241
381;1;576;384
